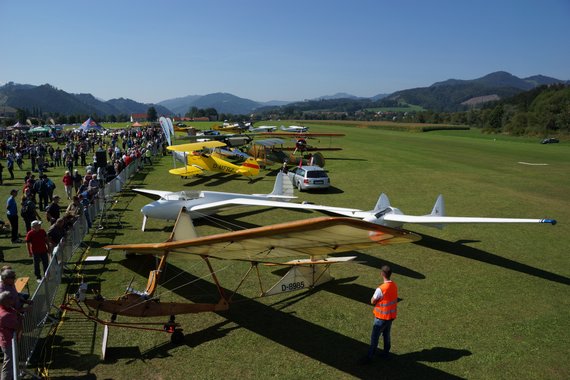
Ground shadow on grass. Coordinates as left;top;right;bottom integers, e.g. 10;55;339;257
106;259;466;379
415;234;570;285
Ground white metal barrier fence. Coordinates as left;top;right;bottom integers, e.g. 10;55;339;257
12;156;147;378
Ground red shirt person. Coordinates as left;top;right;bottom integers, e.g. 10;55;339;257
25;220;50;283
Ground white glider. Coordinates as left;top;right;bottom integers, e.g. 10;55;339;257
137;175;556;231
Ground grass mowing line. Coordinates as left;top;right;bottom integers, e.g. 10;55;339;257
518;161;549;166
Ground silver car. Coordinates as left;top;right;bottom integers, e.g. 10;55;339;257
287;165;330;191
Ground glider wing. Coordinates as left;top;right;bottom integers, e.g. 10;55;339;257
104;216;420;263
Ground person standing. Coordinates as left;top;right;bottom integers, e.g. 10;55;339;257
6;154;14;180
26;220;50;283
21;194;41;232
5;189;21;244
363;265;398;363
72;170;82;195
45;195;61;224
0;290;21;380
62;171;73;200
0;269;32;313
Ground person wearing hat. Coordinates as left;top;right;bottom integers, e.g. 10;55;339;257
62;170;73;200
45;195;61;224
25;220;49;283
6;189;22;244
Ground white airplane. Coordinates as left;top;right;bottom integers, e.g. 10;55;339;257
280;125;308;133
137;173;556;231
135;172;359;230
249;125;277;133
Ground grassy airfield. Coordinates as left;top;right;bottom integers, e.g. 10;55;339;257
2;122;568;379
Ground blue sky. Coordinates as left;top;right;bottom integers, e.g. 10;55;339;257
1;0;568;104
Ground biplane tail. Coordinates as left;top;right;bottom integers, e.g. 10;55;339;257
237;157;261;177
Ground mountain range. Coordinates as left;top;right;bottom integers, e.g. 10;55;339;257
0;71;567;117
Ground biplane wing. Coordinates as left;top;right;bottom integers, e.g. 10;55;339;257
168;165;204;176
167;140;227;152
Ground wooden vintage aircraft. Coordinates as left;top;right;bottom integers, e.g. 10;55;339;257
73;208;420;343
247;138;326;168
259;131;345;153
167;140;260;179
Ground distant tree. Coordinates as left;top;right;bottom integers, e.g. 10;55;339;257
486;104;504;131
147;107;158;122
16;109;27;123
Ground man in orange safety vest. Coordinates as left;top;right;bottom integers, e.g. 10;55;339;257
363;265;398;363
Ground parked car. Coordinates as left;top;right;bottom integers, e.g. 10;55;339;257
541;137;559;144
287;165;330;191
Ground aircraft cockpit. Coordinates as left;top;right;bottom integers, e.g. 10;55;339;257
166;191;201;201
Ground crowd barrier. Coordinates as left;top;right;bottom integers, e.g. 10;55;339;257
12;154;150;379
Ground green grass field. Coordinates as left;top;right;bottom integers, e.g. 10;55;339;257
1;123;568;379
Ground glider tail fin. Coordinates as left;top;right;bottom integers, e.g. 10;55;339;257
422;194;445;229
373;193;391;213
268;172;295;199
169;207;198;241
429;194;445;217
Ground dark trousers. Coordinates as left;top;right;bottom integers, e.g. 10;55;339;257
33;252;49;280
367;317;393;359
7;214;18;242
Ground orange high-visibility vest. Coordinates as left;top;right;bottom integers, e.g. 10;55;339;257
373;281;398;320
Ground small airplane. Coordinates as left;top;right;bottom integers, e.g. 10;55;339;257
167;140;260;180
73;208;419;343
280;125;309;133
246;138;326;167
259;131;344;154
248;125;277;133
134;176;557;230
213;122;248;133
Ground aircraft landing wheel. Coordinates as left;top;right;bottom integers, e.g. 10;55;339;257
171;329;185;345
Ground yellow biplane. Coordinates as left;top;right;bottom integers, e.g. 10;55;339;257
167;140;260;179
68;208;419;343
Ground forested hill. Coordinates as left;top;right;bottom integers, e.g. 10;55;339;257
481;84;570;135
383;71;568;112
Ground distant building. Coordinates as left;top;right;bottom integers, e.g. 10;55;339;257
0;105;17;119
130;113;147;122
172;116;211;122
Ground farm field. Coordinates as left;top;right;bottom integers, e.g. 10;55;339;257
1;123;569;379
